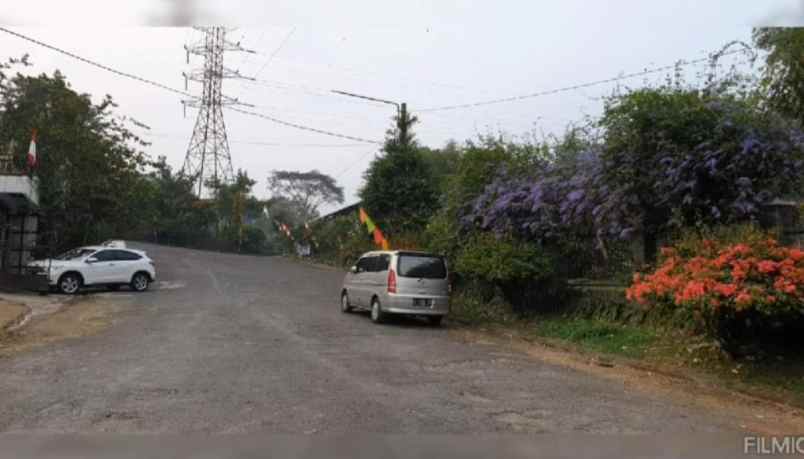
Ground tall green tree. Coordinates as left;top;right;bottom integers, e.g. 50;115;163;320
0;70;150;248
359;111;439;235
754;27;804;123
144;157;216;246
207;170;263;251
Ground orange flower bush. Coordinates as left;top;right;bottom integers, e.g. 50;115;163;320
627;238;804;324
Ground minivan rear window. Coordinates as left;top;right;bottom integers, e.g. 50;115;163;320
397;254;447;279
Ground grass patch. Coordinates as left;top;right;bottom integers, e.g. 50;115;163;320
533;317;658;359
735;361;804;405
449;289;519;325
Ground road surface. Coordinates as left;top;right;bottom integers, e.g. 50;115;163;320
0;243;736;434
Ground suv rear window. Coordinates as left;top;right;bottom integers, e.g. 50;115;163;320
397;254;447;279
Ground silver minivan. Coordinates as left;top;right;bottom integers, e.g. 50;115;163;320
341;251;450;326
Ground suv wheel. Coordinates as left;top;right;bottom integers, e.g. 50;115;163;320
370;298;386;324
58;273;82;295
341;293;352;313
130;273;150;292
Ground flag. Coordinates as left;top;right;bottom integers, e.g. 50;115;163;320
373;228;384;246
27;129;37;169
357;208;391;250
365;216;376;234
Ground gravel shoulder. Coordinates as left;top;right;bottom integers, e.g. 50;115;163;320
451;327;804;435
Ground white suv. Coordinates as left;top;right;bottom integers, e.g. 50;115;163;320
29;246;157;294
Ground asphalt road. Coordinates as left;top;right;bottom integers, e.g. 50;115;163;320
0;243;737;434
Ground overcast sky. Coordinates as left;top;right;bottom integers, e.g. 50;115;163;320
1;1;803;213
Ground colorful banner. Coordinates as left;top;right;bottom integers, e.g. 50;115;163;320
359;207;390;250
275;220;295;241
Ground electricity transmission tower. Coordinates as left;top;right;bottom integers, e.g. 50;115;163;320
182;27;254;198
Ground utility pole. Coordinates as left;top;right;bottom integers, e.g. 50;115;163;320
398;102;409;145
331;89;407;141
182;27;255;198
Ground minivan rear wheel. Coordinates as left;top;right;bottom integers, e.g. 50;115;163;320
427;315;444;327
341;292;352;313
370;298;386;324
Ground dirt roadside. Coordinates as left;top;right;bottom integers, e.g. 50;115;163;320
451;326;804;435
0;300;29;335
0;294;121;357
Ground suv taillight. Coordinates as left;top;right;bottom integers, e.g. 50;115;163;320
387;269;397;294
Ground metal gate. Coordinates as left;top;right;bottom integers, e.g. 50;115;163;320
0;208;49;292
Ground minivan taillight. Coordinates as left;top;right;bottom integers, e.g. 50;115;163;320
387;269;397;294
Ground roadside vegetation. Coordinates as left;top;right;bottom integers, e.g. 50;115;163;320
310;30;804;405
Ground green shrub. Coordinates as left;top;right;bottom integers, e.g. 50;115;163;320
449;282;517;325
454;232;564;313
455;232;551;284
240;225;268;254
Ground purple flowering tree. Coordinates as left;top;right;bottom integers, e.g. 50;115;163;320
463;89;804;262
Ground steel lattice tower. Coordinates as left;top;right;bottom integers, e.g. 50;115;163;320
182;27;253;198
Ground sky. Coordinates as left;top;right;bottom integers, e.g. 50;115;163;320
1;1;803;214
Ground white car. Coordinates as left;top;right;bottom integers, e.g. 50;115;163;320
28;246;156;294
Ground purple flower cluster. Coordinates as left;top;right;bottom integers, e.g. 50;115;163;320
463;150;640;244
463;101;804;246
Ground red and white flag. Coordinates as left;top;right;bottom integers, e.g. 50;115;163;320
27;129;38;169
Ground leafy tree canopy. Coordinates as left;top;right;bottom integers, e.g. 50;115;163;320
267;169;344;223
0;68;150;247
754;27;804;123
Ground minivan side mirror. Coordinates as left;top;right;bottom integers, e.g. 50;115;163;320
350;265;358;274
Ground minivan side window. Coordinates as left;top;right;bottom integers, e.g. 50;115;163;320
397;254;447;279
356;257;373;273
375;255;390;272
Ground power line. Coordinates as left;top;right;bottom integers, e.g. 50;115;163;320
143;131;367;148
0;26;193;98
227;107;382;145
418;48;750;113
335;151;378;179
0;27;381;146
252;27;297;80
237;78;390;109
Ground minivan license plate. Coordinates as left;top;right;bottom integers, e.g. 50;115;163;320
413;298;431;308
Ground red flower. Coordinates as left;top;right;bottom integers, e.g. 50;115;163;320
629;237;802;315
757;260;779;274
713;283;738;297
735;291;753;306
